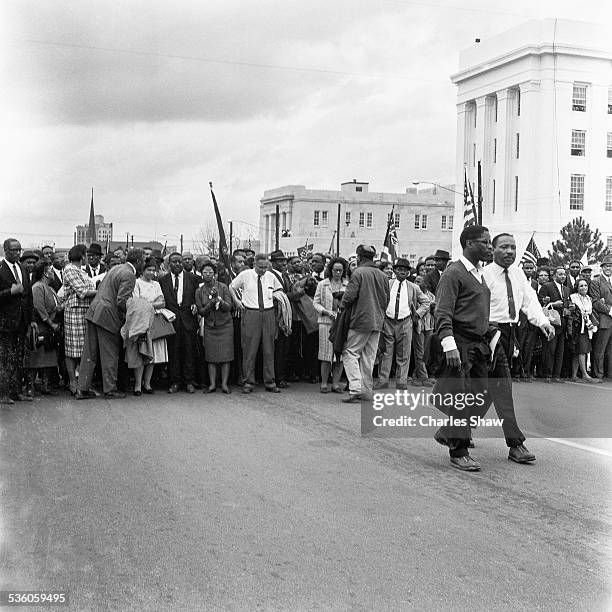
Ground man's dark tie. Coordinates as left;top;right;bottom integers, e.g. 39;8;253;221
257;275;264;310
394;279;403;320
12;264;20;283
173;274;179;299
503;269;516;320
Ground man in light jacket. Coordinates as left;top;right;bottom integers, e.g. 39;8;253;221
340;245;390;402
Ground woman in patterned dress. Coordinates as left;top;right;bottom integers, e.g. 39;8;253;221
132;258;167;394
313;257;348;393
62;245;96;395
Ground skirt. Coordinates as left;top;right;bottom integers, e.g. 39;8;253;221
573;331;592;355
64;305;88;358
203;323;234;363
318;322;336;363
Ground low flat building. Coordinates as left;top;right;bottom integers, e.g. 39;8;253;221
259;180;455;265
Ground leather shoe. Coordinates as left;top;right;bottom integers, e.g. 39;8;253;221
13;394;34;402
395;384;407;390
221;386;231;394
508;444;536;463
342;394;365;403
449;455;481;471
373;381;389;390
242;385;253;394
168;384;180;394
552;378;565;384
434;429;450;447
185;384;196;394
104;391;126;399
277;381;290;389
265;386;281;393
544;377;553;383
1;396;15;405
142;387;155;395
133;390;142;397
75;389;97;400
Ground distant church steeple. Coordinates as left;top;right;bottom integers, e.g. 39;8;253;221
87;187;96;245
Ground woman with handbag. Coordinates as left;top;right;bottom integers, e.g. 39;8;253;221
132;258;168;395
195;262;234;394
569;278;601;383
25;260;64;395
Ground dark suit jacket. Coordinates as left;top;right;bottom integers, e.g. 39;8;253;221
589;274;612;329
0;260;32;333
85;263;136;334
84;263;107;278
425;268;442;294
565;273;580;293
49;267;63;293
160;271;198;332
538;281;570;311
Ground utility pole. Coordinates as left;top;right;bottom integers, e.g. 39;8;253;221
336;202;341;257
477;160;483;225
229;221;233;256
180;234;184;253
275;204;280;251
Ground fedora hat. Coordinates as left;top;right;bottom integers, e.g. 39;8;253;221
433;249;451;260
87;243;103;256
601;254;612;265
269;249;287;261
20;250;40;263
393;258;411;269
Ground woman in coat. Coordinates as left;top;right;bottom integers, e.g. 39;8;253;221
62;244;97;395
196;262;234;394
569;278;600;384
313;257;348;393
25;260;64;394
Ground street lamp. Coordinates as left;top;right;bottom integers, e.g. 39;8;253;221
411;181;462;197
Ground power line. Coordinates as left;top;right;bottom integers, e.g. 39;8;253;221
14;38;445;84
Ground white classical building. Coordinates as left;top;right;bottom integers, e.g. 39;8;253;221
451;19;612;257
259;180;455;265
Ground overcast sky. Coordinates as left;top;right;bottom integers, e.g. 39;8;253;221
1;0;609;250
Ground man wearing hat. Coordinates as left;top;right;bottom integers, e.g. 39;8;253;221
425;249;451;294
20;250;40;286
340;245;390;402
589;254;612;380
375;258;430;390
84;243;106;279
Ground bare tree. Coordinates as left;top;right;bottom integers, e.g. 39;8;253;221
193;221;219;256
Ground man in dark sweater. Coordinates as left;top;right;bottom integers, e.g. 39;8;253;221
432;225;495;471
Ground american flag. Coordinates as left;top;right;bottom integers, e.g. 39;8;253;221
381;208;398;263
520;234;541;267
463;169;477;227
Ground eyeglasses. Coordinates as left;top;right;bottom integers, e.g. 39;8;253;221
469;239;492;246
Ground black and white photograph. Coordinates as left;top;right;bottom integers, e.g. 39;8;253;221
1;1;611;609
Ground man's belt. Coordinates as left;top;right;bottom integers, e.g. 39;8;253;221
386;315;410;322
245;306;274;312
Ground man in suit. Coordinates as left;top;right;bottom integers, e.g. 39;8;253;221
565;260;582;292
20;251;40;286
589;254;612;380
77;248;144;399
48;252;65;293
0;238;34;403
84;243;106;278
340;245;390;403
375;258;430;390
424;249;451;294
269;250;294;388
160;252;199;393
538;266;573;382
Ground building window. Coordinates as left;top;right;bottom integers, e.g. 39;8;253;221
345;211;351;225
493;96;498;122
409;254;417;266
514;176;519;211
441;215;447;230
516;133;520;159
608;236;612;251
473;143;476;167
608;87;612;114
607;133;612;158
321;210;328;227
395;212;400;228
606;177;612;212
421;214;428;230
571;130;586;156
493;138;497;164
359;212;365;228
517;89;521;116
570;174;585;210
448;215;454;230
366;212;373;228
572;83;587;112
313;211;320;227
492;179;496;214
414;214;420;230
356;186;363;192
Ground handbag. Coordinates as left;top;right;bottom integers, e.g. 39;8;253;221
543;304;561;327
150;312;176;340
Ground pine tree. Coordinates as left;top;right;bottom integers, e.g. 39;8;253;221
547;216;607;266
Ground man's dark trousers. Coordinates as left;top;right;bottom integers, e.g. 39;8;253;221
542;324;565;378
78;322;120;393
167;318;196;387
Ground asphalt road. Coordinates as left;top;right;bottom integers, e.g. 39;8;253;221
1;380;610;611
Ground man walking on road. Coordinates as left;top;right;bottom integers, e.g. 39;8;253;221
340;245;389;403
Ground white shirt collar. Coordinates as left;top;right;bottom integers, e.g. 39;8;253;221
459;255;482;274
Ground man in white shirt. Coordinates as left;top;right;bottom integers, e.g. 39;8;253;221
479;233;555;463
375;259;430;390
230;254;284;393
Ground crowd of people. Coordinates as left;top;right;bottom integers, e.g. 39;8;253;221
1;233;610;469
